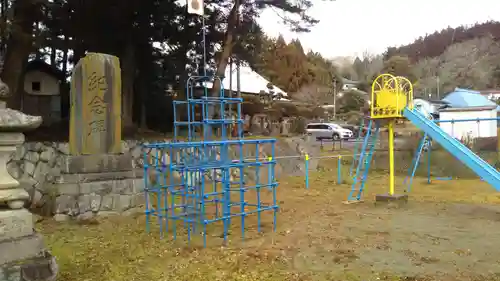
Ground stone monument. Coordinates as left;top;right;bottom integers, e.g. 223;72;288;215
69;52;121;155
0;79;58;281
51;53;143;221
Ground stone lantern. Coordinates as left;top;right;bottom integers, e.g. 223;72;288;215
0;78;58;281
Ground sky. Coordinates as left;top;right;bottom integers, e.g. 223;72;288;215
257;0;500;59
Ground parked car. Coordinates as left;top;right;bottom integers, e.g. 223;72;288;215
341;125;374;139
306;122;353;140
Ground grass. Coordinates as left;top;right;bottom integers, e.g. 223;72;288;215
37;162;500;281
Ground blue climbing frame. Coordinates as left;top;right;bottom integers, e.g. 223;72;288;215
142;76;279;247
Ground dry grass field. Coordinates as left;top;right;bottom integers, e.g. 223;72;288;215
36;158;500;281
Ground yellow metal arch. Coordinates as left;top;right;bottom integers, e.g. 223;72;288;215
370;73;413;119
395;76;414;110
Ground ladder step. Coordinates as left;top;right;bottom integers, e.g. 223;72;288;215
346;120;380;202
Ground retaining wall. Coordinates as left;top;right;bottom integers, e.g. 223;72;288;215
7;137;319;220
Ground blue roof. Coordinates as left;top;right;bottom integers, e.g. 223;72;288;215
442;88;500;110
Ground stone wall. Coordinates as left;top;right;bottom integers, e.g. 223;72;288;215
6;137;319;220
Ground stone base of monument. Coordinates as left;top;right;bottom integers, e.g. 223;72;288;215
49;153;146;220
57;153;134;174
0;249;58;281
0;210;57;281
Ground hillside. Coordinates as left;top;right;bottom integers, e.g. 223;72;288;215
340;21;500;97
384;21;500;62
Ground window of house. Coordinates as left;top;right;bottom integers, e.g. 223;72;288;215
31;81;41;92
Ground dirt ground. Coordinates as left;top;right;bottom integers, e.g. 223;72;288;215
39;168;500;281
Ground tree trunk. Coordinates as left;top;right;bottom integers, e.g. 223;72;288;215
135;47;150;131
72;41;85;66
210;0;240;100
121;42;136;134
0;0;38;109
0;0;10;55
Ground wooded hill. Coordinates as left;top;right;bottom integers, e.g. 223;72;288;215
385;21;500;62
341;21;500;97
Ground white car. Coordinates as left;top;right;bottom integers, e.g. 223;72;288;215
306;123;353;140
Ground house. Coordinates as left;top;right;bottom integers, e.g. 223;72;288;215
439;106;497;140
438;88;499;140
442;88;500;110
203;61;289;101
21;60;65;126
341;78;360;91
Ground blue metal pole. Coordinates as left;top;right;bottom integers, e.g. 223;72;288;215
222;168;229;243
255;143;261;233
404;134;425;185
239;142;245;239
435;117;500;123
201;169;207;247
162;147;168;234
173;103;178;141
357;122;379;200
271;143;277;232
155;149;162;238
427;139;431;184
305;154;310;189
349;118;365;177
187;100;192;141
143;149;150;233
348;119;373;201
406;134;427;192
187;170;192;245
168;145;174;233
213;168;218;217
337;156;342;184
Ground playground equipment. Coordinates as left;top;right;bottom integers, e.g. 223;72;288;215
405;135;452;188
348;73;500;203
406;117;500;186
348;74;413;202
143;76;278;246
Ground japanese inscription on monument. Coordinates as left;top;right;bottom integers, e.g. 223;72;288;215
87;73;108;136
69;53;122;155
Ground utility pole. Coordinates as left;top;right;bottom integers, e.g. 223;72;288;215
333;78;337;119
436;76;440;99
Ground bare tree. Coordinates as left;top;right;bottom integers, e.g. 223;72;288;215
292;83;334;106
